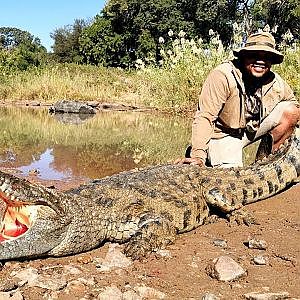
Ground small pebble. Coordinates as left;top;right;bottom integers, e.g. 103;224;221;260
253;255;268;265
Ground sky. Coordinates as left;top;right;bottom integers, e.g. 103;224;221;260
0;0;106;52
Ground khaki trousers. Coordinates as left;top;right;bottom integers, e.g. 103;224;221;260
208;101;294;168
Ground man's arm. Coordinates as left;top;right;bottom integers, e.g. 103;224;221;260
191;68;231;163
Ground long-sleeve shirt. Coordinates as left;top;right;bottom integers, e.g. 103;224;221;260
191;60;297;161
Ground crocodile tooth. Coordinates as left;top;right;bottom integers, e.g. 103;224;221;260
5;188;13;196
0;183;9;192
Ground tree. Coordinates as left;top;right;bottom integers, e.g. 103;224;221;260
0;27;47;70
79;0;246;67
51;19;90;63
251;0;300;41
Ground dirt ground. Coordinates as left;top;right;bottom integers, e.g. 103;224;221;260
0;174;299;300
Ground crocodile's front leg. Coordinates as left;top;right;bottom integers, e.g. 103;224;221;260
123;214;176;260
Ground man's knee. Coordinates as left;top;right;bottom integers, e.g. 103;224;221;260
279;103;300;126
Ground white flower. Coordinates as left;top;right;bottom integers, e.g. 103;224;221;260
263;24;270;32
208;29;214;36
283;29;293;41
178;30;186;38
168;30;174;37
190;39;196;46
272;25;278;33
167;50;173;56
232;22;240;32
135;59;143;65
158;37;165;44
173;39;180;46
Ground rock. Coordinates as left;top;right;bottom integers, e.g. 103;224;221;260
0;278;19;292
202;292;220;299
0;292;12;300
246;239;268;250
252;255;268;265
155;249;172;258
97;285;123;300
49;100;97;114
28;274;67;291
122;290;142;300
65;280;87;295
95;243;132;272
98;103;138;111
12;267;67;291
206;256;247;282
243;291;290;299
11;267;39;286
213;239;227;248
63;265;83;275
134;284;166;299
0;290;23;300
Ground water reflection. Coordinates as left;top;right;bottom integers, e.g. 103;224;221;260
18;148;74;180
0;107;191;183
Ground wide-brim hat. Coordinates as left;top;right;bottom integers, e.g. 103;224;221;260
233;32;284;64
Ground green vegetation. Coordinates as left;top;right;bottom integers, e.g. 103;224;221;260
0;107;191;169
0;0;299;111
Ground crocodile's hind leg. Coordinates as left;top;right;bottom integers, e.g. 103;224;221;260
204;187;257;225
123;216;176;260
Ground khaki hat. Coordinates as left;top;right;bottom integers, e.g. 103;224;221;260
233;32;284;64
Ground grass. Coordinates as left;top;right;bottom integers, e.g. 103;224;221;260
0;35;299;112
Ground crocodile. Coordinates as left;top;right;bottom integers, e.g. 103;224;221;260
0;133;299;261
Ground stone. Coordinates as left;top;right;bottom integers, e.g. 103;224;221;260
243;291;290;300
202;292;220;299
97;285;123;300
213;239;227;248
95;243;132;272
252;255;268;265
206;256;247;282
134;284;166;299
247;239;268;250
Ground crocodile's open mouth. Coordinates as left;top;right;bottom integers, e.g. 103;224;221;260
0;190;37;243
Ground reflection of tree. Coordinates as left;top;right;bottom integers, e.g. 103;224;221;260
0;145;47;169
51;144;136;179
0;107;191;180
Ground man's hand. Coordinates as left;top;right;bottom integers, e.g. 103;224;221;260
174;157;205;166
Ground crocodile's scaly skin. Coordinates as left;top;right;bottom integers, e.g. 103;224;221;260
0;133;299;260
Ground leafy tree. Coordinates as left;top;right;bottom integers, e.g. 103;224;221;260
251;0;300;41
51;19;90;63
0;27;47;70
79;0;246;67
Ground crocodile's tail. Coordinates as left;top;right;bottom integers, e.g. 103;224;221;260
204;132;300;212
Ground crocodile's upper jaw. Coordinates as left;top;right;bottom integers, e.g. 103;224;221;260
0;172;71;260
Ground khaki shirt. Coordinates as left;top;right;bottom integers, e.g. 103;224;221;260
191;60;297;160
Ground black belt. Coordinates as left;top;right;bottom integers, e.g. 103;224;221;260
215;124;245;138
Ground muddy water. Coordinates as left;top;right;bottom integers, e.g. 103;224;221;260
0;107;191;186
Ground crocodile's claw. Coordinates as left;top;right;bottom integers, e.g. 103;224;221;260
226;209;259;226
123;218;176;260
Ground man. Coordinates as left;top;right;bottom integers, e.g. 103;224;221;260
179;31;299;168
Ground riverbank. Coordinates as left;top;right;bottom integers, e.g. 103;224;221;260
1;46;299;114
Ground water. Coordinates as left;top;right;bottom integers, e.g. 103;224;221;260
0;107;191;185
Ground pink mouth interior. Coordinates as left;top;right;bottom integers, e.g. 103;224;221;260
0;192;31;242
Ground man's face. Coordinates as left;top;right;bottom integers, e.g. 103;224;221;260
242;50;272;78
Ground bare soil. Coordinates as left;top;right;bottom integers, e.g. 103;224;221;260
0;175;299;300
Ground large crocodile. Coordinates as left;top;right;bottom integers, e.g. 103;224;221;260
0;133;299;261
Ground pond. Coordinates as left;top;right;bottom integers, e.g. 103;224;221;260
0;107;191;187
